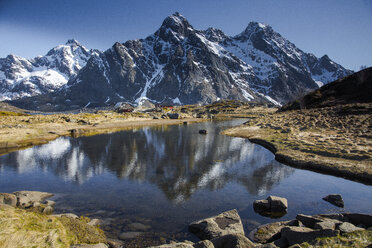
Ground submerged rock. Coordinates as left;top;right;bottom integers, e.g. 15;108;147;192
126;222;151;231
118;231;143;240
322;194;344;208
189;209;244;240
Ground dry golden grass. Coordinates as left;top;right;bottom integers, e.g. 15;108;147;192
0;208;106;248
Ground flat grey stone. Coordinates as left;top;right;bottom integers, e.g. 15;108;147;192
337;222;364;233
314;220;336;230
189;209;244;240
281;226;338;246
211;234;255;248
296;214;323;229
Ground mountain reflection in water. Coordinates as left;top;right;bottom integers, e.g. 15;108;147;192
0;120;294;202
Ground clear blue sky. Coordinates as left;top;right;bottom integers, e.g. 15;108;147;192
1;0;371;71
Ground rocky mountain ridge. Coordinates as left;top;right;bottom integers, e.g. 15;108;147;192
6;13;352;110
0;39;92;101
281;67;372;110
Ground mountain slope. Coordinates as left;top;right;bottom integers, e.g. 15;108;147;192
281;67;372;110
8;13;352;110
0;40;92;101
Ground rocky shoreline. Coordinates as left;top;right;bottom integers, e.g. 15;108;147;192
1;191;371;247
222;103;372;185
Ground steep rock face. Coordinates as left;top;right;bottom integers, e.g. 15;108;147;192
0;39;91;100
63;13;265;108
221;22;352;103
8;13;352;110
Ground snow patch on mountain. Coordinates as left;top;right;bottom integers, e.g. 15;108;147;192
0;39;92;101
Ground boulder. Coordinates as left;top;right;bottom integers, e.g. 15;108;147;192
189;209;244;240
251;221;290;243
45;200;56;207
42;206;54;214
342;213;372;228
322;194;344;208
167;113;179;119
0;193;17;207
13;191;54;208
313;220;336;230
211;234;255;248
295;214;323;229
253;196;288;218
337;222;364;233
281;226;338;246
253;200;270;213
194;240;215;248
267;196;287;212
319;213;344;221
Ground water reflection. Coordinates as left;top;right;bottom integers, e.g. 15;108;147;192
0;121;294;202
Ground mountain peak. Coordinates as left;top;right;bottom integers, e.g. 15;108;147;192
234;21;274;42
160;12;193;33
65;39;81;46
203;27;229;42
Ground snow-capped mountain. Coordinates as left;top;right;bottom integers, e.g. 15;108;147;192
0;39;92;100
8;13;352;110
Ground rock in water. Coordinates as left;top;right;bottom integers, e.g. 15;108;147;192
189;209;245;240
267;195;288;212
253;195;288;218
199;130;207;134
322;194;344;207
